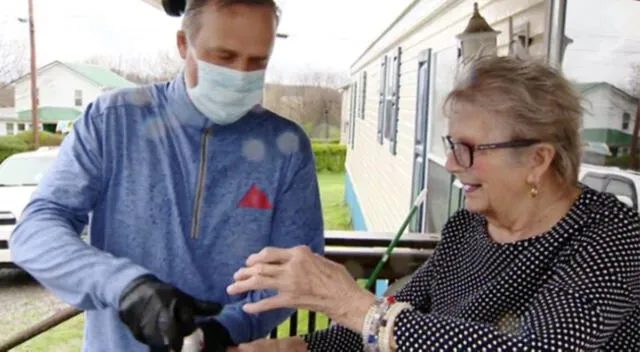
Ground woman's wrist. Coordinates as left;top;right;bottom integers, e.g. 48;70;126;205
330;289;376;332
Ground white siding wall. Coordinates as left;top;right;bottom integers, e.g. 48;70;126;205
14;63;103;113
0;108;17;136
581;86;638;133
345;0;547;231
0;121;32;136
610;89;638;133
580;88;611;130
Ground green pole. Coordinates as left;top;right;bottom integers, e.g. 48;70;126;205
364;187;428;291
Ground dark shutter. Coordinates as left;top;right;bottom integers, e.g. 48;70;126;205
377;56;387;144
409;48;432;232
360;71;367;119
389;46;402;155
349;82;357;149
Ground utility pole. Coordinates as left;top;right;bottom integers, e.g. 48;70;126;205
325;107;332;140
630;102;640;170
28;0;39;148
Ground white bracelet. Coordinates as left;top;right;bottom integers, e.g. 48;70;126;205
378;302;413;352
361;296;395;351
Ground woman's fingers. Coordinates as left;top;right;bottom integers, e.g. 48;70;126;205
242;293;293;314
246;247;296;266
227;272;285;295
233;263;283;281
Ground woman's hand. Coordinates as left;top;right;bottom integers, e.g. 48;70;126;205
226;245;376;332
233;337;307;352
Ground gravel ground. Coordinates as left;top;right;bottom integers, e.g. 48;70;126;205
0;268;70;342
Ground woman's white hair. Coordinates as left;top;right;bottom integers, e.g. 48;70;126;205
445;55;584;185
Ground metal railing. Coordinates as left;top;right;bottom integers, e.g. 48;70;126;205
0;231;440;350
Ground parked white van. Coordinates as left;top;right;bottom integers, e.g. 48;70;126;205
0;147;59;267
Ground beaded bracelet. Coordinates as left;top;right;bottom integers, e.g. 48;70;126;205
362;296;396;352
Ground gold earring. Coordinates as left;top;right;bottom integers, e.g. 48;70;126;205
530;184;539;198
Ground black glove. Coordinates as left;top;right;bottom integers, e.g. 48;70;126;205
118;274;223;351
198;319;236;352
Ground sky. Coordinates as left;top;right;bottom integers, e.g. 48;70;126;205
0;0;639;90
0;0;412;83
562;0;640;92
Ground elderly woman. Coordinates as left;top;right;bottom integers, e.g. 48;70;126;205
226;56;640;351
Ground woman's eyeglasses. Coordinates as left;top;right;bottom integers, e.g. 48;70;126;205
442;135;540;168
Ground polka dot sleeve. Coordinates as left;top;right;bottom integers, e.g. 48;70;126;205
302;325;363;352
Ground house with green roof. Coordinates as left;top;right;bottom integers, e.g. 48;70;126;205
574;81;639;165
3;60;136;135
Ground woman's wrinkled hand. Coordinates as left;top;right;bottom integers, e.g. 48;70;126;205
226;245;375;331
234;337;307;352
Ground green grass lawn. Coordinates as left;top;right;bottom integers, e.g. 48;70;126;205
10;172;351;350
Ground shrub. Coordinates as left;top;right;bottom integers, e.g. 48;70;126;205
312;143;346;173
0;131;65;163
311;138;340;144
14;130;65;147
0;136;29;164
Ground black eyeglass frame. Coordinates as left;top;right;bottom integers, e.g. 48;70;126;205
443;135;541;168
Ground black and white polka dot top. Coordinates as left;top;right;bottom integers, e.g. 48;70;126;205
303;187;640;351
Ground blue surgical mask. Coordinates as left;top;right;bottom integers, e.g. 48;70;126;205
186;50;266;125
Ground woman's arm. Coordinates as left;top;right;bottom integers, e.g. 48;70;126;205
381;215;640;351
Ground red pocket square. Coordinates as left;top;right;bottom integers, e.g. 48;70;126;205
238;184;273;209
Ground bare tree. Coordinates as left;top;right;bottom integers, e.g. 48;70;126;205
84;49;183;84
264;69;348;138
629;64;640;98
0;38;28;83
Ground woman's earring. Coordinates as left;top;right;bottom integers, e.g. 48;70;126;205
530;184;539;198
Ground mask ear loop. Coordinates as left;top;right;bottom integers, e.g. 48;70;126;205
184;37;203;86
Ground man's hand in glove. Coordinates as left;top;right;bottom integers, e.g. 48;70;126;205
118;274;223;351
197;318;236;352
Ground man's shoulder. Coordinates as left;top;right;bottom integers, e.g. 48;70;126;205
253;107;305;131
248;107;313;148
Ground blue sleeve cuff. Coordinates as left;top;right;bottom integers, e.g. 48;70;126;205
102;263;151;309
215;297;295;344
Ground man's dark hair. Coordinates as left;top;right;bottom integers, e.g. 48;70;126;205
162;0;280;41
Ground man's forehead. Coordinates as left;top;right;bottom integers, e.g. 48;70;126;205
197;2;277;25
193;4;275;54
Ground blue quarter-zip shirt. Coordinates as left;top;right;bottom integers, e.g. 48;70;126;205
9;72;325;351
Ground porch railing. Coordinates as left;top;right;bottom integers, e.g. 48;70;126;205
0;231;440;350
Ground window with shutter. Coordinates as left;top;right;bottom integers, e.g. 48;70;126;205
389;46;402;155
383;59;394;139
377;56;388;144
360;71;367;119
349;82;358;149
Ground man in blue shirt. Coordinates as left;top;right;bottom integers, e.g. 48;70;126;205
9;0;324;351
